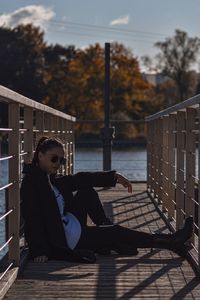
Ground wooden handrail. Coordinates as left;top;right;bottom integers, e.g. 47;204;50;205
0;85;76;122
146;93;200;121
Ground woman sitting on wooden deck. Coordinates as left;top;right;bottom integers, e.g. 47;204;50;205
21;136;193;263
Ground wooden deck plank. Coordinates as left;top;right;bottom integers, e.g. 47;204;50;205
4;183;200;299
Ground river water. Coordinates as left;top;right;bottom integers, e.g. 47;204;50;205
75;147;147;181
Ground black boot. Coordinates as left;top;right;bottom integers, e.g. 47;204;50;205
152;216;193;256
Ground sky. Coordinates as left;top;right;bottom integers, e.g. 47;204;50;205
1;0;200;70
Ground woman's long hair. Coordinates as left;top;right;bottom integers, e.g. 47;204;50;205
32;136;64;166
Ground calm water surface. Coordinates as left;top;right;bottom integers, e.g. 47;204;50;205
75;147;147;181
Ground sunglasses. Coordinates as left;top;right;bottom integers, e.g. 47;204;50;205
51;155;66;165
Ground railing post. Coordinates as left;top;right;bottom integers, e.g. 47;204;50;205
146;121;150;189
60;120;70;174
157;117;163;204
63;119;68;175
161;116;169;213
62;118;70;175
49;114;54;134
35;110;44;143
176;111;185;229
24;107;33;164
198;105;200;267
185;108;196;217
151;120;156;196
44;113;50;135
8;103;20;266
146;119;152;190
69;120;75;174
168;114;176;218
154;118;163;201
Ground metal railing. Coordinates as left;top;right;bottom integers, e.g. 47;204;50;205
0;85;76;277
146;93;200;272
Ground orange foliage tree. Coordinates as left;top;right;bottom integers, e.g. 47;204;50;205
59;43;154;139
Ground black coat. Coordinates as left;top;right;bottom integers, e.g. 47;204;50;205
20;163;117;261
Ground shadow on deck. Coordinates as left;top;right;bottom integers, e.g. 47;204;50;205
4;183;200;299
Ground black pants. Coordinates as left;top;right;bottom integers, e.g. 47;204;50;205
76;225;155;252
67;188;155;252
67;188;111;226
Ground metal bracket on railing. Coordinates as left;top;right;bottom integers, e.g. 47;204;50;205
100;126;115;144
100;127;115;171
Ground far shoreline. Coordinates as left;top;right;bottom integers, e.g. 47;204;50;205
75;138;147;148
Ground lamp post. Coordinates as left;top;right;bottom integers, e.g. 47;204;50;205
100;42;115;171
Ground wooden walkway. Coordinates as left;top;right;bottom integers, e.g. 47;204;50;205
3;183;200;299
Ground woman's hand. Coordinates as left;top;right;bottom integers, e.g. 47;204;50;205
115;172;132;193
34;255;48;263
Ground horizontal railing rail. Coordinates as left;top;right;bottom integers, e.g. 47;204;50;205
146;93;200;272
0;85;76;283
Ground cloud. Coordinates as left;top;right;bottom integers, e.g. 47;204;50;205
0;5;55;30
110;15;129;26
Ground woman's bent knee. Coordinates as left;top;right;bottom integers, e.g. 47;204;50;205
75;188;98;198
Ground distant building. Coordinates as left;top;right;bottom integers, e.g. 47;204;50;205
142;73;170;85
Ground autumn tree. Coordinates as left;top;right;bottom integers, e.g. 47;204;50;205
110;43;153;119
110;43;154;139
47;42;154;139
57;44;105;137
43;44;77;109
